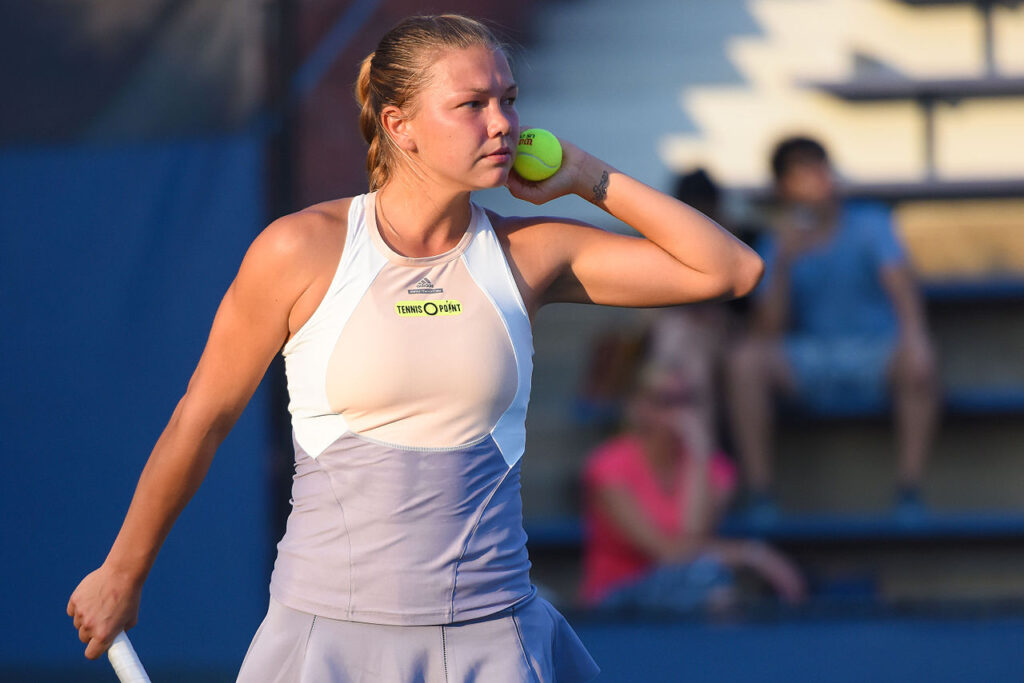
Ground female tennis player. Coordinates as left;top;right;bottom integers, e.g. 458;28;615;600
68;14;763;681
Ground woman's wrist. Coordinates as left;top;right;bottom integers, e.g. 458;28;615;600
104;540;155;588
100;559;149;592
570;151;614;206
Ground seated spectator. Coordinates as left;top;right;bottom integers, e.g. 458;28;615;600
574;169;752;437
580;362;806;612
574;322;649;434
725;136;940;519
647;168;757;451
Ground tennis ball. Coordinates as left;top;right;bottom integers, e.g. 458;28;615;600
514;128;562;181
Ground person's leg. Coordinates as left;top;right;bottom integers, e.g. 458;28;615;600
889;340;940;495
725;335;793;497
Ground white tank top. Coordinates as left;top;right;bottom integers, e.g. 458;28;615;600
270;192;535;625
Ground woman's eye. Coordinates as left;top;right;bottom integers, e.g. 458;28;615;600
503;97;517;106
462;100;483;109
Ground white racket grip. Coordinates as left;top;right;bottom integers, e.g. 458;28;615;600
108;631;152;683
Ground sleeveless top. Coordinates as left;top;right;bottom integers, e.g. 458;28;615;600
269;192;535;625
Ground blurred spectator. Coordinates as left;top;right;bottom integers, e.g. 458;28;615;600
646;168;753;448
574;322;649;434
726;136;940;519
580;362;806;612
576;169;755;438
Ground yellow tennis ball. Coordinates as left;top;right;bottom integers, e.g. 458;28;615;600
514;128;562;181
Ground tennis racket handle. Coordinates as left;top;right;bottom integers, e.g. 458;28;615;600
108;631;151;683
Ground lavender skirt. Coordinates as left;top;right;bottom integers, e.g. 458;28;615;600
237;591;600;682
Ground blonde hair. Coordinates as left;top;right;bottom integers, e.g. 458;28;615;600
355;14;507;191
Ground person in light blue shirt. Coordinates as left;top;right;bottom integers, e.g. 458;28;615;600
726;136;939;518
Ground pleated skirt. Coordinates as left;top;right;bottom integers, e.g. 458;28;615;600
237;592;600;682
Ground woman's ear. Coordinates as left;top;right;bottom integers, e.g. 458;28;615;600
381;105;416;153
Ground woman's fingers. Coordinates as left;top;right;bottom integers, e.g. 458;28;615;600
84;633;116;660
77;618;119;659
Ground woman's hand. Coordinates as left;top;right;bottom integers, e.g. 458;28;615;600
67;564;143;659
738;541;807;605
506;137;589;205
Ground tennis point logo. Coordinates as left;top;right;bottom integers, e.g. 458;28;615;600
519;132;536;146
395;300;463;317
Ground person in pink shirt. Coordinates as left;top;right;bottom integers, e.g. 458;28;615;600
582;362;806;610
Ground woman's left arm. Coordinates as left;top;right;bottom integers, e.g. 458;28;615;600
507;141;764;308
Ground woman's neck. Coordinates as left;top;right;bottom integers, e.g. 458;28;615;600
376;175;473;258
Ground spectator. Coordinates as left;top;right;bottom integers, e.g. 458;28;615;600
574;169;752;438
646;168;757;448
581;362;807;612
725;136;940;519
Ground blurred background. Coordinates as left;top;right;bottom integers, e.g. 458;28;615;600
3;0;1024;680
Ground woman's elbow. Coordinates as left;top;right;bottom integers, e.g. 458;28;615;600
731;249;764;298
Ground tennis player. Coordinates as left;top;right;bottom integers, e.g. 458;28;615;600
68;14;763;681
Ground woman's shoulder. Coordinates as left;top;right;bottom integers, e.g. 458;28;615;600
257;197;355;260
237;197;356;303
483;209;595;267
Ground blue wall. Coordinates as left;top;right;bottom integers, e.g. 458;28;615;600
574;615;1024;682
0;135;271;673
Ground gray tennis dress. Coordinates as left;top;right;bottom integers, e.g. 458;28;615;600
236;194;599;682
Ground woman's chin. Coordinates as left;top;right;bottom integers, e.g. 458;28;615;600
471;169;512;191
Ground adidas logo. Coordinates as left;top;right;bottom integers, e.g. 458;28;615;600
408;276;444;295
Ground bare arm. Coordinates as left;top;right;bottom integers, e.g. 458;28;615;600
881;262;928;342
681;454;712;538
594;486;713;565
504;141;764;310
594;460;805;603
671;410;717;537
67;209;339;659
753;255;791;336
752;214;815;336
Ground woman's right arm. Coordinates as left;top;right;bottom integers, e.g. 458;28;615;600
66;208;341;660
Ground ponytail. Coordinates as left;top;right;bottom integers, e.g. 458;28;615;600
355;52;389;191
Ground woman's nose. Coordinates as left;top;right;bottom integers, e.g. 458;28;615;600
488;104;513;138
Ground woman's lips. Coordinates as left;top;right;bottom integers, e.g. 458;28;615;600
485;147;511;163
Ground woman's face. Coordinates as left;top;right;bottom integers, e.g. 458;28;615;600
402;45;519;190
630;371;697;435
